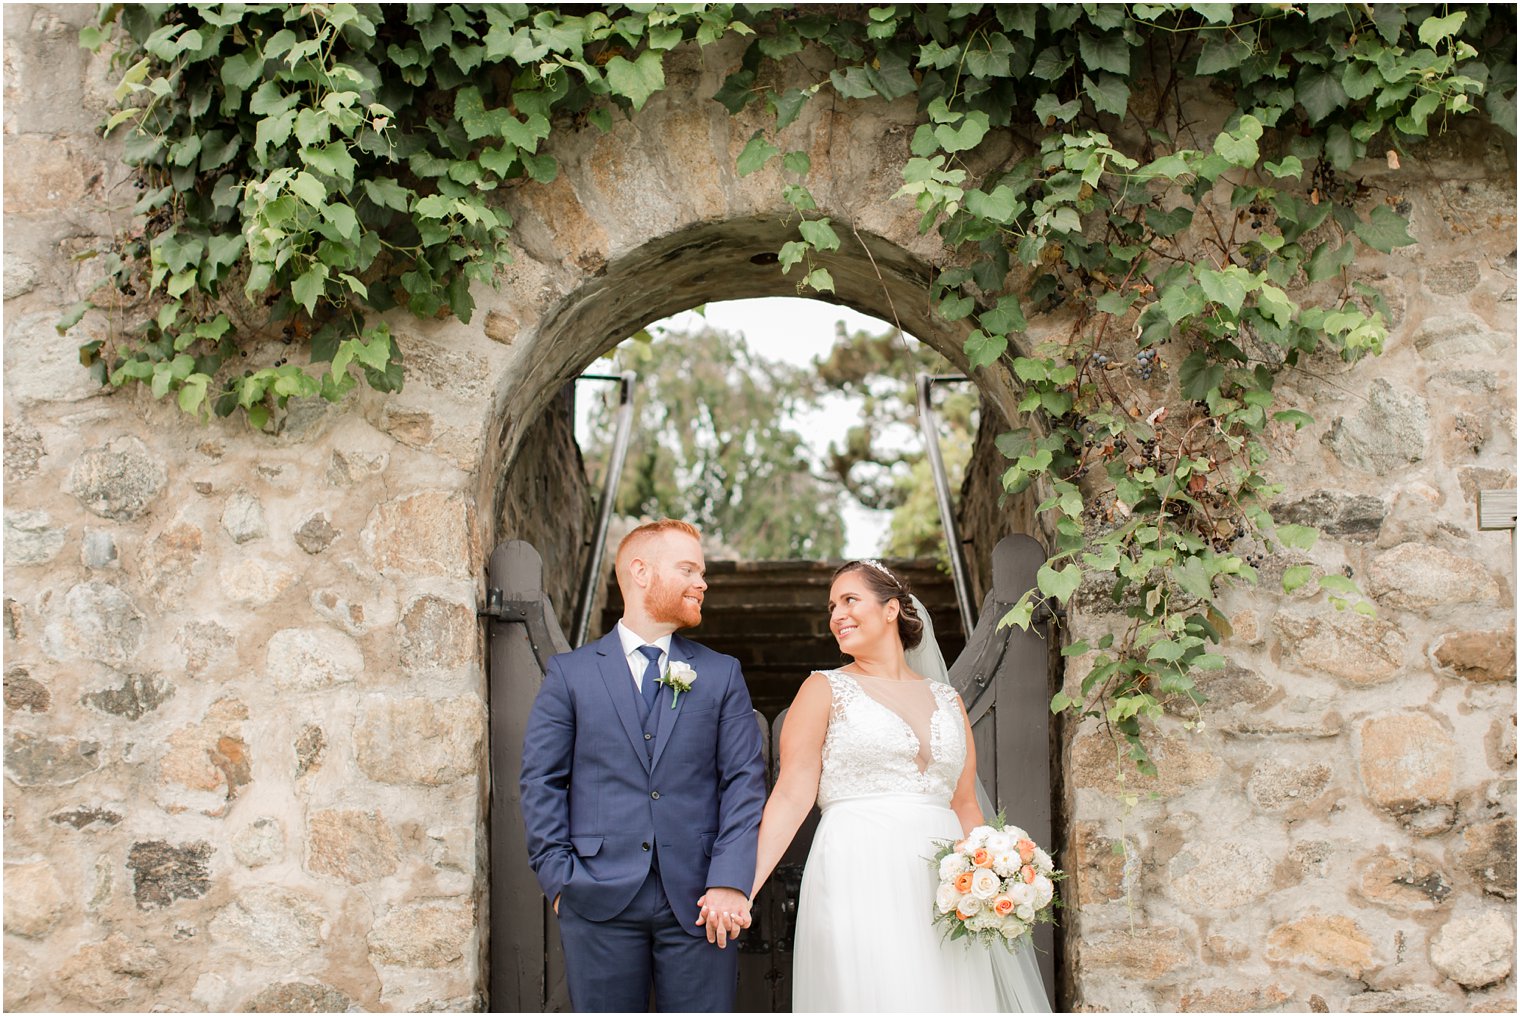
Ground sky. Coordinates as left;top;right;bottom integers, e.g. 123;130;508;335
575;297;916;557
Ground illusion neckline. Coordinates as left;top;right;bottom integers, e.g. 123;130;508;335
834;668;929;684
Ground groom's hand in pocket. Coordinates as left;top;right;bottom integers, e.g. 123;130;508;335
695;887;750;948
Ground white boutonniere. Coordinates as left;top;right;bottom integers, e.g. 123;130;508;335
656;660;697;708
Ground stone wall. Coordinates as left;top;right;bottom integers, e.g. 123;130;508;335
3;5;1515;1013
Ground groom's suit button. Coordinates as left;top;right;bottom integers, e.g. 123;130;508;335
644;733;652;741
650;791;660;799
641;842;650;851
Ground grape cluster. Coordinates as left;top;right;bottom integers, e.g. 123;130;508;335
1089;351;1111;367
1134;347;1159;379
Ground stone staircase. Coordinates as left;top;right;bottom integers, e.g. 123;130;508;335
598;559;966;718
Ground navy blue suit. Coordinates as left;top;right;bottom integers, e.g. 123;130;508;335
520;630;767;1011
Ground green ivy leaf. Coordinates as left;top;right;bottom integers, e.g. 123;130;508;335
1197;266;1253;316
1178;350;1226;402
802;267;835;292
1078;32;1130;75
1281;564;1314;593
292;263;329;314
964;330;1007;369
1275;524;1319;551
605;50;664;111
932;110;989;153
1418;11;1467;47
1273;409;1314;429
1037;561;1082;603
1354;205;1416;254
798;218;840;251
1296;67;1348;123
736;131;779;176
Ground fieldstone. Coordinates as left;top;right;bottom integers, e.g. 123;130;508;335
4;860;68;937
1432;628;1516;683
220;557;297;607
159;698;251;800
1359;712;1455;813
4;418;45;482
220;488;268;544
1078;925;1191;979
1457;466;1515;506
1411;312;1503;358
484;308;518;343
276;396;338;442
294;724;326;779
265;626;364;692
400;594;475;672
1324;379;1429;474
355;695;484;787
1274;490;1387;541
244;982;358;1013
362;490;479;579
4;509;66;564
1220;702;1346;739
66;436;166;520
127;839;213;909
4;729;102;786
1163;660;1276;719
1345;989;1454;1013
1401;803;1459;838
176;619;235;678
1288;840;1335;880
1458;818;1517;899
1273;610;1406;685
81;528;119;569
1429;907;1514;987
1070;729;1221;797
310;586;388;635
5;666;50;712
56;933;163;1008
4;311;103;405
42;580;147;666
1424;260;1482;295
1069;821;1132;904
1369;543;1500;609
367;899;475;968
209;885;327;963
1266;913;1376;976
224;818;283;870
1229;609;1261;644
326;448;388;485
307;808;400;884
81;671;173;720
4;251;40;298
1355;851;1452;910
294;512;338;554
49;805;122;830
1168;839;1276;908
139;521;205;606
1180;986;1291;1012
1247;757;1332;811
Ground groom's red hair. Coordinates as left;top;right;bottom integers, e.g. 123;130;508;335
615;518;702;572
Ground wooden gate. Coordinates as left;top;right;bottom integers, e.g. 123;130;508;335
483;535;1056;1011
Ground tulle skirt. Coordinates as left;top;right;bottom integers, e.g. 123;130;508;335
791;793;1049;1013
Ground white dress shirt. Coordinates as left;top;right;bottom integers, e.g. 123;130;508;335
614;621;672;692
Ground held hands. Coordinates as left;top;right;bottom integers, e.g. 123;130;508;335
694;887;752;948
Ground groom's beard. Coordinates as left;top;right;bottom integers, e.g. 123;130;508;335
648;574;702;629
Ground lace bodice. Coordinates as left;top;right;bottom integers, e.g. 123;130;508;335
815;670;966;808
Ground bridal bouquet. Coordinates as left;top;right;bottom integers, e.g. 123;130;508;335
930;815;1062;949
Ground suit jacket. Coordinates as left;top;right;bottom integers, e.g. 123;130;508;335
519;629;767;934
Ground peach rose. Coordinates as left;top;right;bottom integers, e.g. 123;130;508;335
992;895;1015;917
953;871;975;894
1016;838;1036;864
972;847;993;868
1021;864;1037;884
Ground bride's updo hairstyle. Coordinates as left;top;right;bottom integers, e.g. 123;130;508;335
831;559;925;650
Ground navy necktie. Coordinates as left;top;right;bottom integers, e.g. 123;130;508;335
636;645;662;718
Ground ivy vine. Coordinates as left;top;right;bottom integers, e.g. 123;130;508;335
72;3;1514;772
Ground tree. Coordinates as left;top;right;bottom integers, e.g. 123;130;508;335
582;324;845;560
812;322;976;560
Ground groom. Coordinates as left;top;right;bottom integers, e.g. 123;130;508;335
520;519;767;1012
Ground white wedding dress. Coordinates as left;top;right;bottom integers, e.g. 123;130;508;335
791;669;1050;1013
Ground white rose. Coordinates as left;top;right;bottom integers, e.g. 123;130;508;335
1007;881;1034;907
970;867;1001;900
1015;902;1036;923
991;850;1019;877
1033;847;1054;873
1032;875;1054;909
965;826;992;849
936;883;963;914
984;831;1013;854
1003;825;1028;842
955;892;983;916
939;852;971;880
1000;915;1029;940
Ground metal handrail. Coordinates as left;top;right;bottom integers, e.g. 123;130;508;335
571;370;637;647
916;373;975;637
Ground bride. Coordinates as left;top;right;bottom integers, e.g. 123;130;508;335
746;560;1049;1012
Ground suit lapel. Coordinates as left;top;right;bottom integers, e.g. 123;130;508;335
649;636;697;773
592;632;652;773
